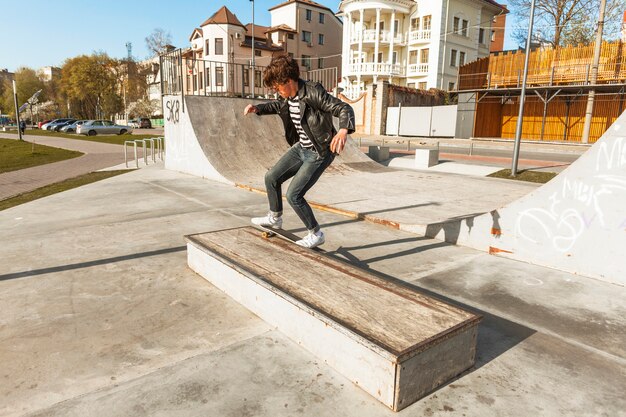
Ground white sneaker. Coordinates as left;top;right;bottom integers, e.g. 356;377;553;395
296;230;325;248
251;212;283;228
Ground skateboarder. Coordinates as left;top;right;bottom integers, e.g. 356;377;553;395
243;55;355;248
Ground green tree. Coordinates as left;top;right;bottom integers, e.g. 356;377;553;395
60;53;123;119
509;0;626;48
1;67;44;119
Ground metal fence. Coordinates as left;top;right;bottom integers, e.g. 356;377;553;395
160;49;339;99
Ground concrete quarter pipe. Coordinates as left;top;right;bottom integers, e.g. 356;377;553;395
165;95;625;285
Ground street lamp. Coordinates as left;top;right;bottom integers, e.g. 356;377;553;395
511;0;536;176
250;0;255;69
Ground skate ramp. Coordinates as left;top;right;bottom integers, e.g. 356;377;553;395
426;114;626;284
165;95;382;186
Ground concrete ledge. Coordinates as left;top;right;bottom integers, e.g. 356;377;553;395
415;148;439;168
186;227;481;411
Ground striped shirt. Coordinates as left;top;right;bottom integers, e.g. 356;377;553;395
287;96;314;149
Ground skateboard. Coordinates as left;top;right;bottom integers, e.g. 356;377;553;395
251;224;323;251
253;224;301;242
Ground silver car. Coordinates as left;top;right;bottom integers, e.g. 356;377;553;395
77;120;133;136
59;120;87;133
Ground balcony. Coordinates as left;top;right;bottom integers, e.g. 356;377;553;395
408;29;431;43
408;63;429;75
350;29;405;45
348;62;405;76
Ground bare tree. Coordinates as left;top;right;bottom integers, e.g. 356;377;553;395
509;0;626;48
145;28;173;57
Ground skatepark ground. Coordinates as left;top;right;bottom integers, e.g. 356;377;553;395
1;162;624;416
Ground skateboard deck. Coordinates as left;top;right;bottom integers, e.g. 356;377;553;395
251;224;323;251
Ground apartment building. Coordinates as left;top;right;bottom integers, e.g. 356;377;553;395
268;0;343;75
338;0;506;98
183;2;343;95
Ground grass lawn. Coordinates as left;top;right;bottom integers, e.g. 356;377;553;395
488;169;558;183
0;170;133;211
3;129;159;146
0;138;84;173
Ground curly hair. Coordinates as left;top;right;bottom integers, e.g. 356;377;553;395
263;55;300;87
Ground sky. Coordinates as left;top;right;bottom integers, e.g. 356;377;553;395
0;0;516;72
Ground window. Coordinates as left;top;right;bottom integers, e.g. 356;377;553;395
186;75;191;92
215;38;223;55
319;13;325;24
409;50;418;65
243;68;249;87
255;70;262;87
302;31;312;43
193;74;197;91
216;67;224;86
378;21;385;33
491;30;496;41
418;82;427;90
255;49;261;57
453;17;460;33
318;34;324;45
288;33;294;40
205;39;210;55
302;55;311;70
392;51;398;64
407;83;416;89
420;48;429;63
448;82;456;91
393;19;400;36
306;9;312;21
479;28;485;44
199;72;203;89
206;71;210;87
377;52;383;63
450;49;457;67
461;20;468;37
103;121;113;126
410;18;419;31
318;57;324;68
423;15;431;30
459;51;466;66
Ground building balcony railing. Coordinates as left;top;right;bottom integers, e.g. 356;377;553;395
350;29;405;45
408;29;431;43
348;62;404;76
408;63;429;75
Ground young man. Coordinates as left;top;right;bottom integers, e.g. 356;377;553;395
243;55;355;248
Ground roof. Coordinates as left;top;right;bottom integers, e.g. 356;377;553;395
480;0;508;12
245;23;271;36
188;28;203;42
239;38;285;52
266;24;297;34
200;6;246;28
269;0;335;14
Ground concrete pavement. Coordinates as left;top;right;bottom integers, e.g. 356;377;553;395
1;164;624;416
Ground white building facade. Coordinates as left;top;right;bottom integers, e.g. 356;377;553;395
339;0;506;98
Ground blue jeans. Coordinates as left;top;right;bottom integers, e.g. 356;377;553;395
265;143;335;232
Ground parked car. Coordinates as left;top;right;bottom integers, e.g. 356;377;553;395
48;119;77;132
38;120;52;129
60;120;87;133
77;120;133;136
40;120;56;130
42;118;74;131
129;117;152;129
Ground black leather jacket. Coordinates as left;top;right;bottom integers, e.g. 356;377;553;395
255;79;355;157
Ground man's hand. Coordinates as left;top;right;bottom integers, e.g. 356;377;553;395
330;128;348;154
243;104;258;116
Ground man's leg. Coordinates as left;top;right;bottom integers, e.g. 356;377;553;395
252;144;302;227
286;148;334;237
